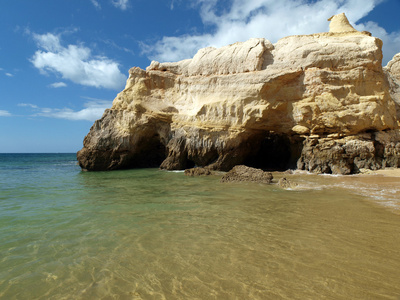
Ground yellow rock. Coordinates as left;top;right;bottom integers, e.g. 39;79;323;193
328;13;359;33
77;14;400;174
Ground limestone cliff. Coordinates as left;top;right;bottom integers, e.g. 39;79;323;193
384;53;400;119
77;13;400;174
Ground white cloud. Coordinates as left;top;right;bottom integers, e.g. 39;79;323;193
102;39;135;55
31;33;126;90
22;100;112;121
140;34;213;63
112;0;129;10
49;82;67;88
39;100;112;121
0;110;11;117
18;103;39;109
33;32;61;52
142;0;399;64
0;67;14;77
91;0;101;9
170;0;181;10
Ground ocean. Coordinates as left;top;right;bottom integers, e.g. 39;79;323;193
1;153;400;299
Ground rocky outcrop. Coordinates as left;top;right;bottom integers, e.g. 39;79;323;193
384;53;400;120
328;13;361;34
297;131;400;174
77;13;400;174
278;177;297;189
184;167;212;176
220;165;273;184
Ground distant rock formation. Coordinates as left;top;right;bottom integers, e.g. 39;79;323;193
77;13;400;174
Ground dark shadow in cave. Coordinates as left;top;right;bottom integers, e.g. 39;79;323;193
186;159;196;169
244;132;303;171
125;134;168;169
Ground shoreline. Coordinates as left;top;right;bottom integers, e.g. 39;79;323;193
357;167;400;177
267;168;400;214
275;167;400;178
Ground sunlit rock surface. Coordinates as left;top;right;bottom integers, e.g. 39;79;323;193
78;13;400;174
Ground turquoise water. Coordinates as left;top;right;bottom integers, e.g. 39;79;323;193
1;153;400;299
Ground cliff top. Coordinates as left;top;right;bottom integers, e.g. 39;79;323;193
144;13;374;77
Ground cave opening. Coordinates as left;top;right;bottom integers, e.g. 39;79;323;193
245;132;303;171
185;159;196;169
126;134;167;169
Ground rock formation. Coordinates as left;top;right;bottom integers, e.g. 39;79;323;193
328;13;359;33
384;53;400;120
77;13;400;174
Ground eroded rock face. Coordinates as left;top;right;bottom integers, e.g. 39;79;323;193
384;53;400;120
297;131;400;174
77;13;400;174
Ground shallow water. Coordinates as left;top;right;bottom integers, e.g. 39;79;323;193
1;153;400;299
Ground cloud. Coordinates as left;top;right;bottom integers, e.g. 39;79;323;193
170;0;181;10
112;0;129;10
31;33;126;90
140;34;213;63
102;39;135;55
91;0;101;9
37;100;112;121
49;82;67;88
0;67;14;77
18;103;39;109
0;110;11;117
142;0;398;64
21;100;112;121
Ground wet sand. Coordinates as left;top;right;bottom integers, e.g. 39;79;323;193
272;168;400;214
360;167;400;177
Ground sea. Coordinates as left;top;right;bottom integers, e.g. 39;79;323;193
1;153;400;300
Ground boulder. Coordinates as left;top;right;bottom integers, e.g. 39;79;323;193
184;168;212;176
220;165;273;184
278;177;297;189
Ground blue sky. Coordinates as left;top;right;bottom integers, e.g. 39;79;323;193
1;0;400;153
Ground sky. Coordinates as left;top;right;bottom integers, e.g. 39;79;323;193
1;0;400;153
